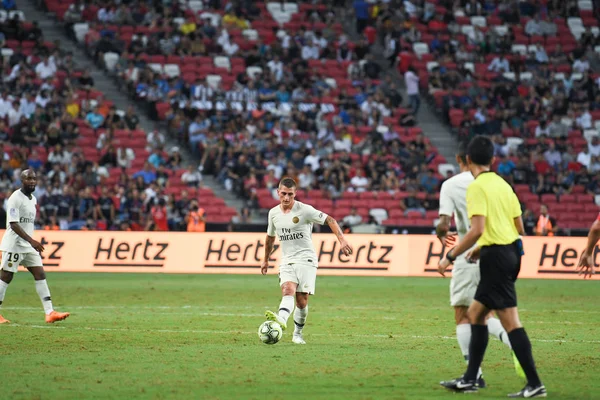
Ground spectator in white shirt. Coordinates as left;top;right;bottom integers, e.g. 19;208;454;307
267;56;284;82
573;56;590;73
97;6;115;23
146;129;166;152
343;207;363;227
7;100;21;127
525;14;543;36
304;148;320;171
576;106;592;129
468;26;484;45
535;120;551;137
404;66;420;115
301;41;320;60
298;165;315;189
332;131;352;152
488;54;511;73
35;56;57;79
19;93;36;118
181;165;203;187
578;148;592;168
350;169;369;192
47;144;72;166
117;146;135;168
222;40;239;56
589;136;600;157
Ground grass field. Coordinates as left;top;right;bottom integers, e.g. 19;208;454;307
1;273;599;400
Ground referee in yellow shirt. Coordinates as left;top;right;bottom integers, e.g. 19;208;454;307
438;136;546;398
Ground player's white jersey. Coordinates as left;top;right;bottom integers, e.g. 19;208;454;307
267;201;327;266
0;189;37;253
439;171;474;244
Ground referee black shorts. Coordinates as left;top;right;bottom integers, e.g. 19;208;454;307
474;240;522;310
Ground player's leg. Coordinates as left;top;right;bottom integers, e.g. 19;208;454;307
450;265;486;386
497;307;546;398
292;263;316;344
0;252;19;323
265;264;297;330
292;292;308;345
25;254;70;323
440;300;489;393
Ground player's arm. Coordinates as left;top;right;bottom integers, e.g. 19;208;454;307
436;181;454;245
261;210;277;275
260;234;276;275
10;222;44;253
577;219;600;278
445;215;484;262
326;215;353;256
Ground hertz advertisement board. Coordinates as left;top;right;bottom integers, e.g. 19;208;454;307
3;231;594;279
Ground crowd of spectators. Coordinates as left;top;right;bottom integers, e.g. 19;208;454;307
0;5;221;232
73;0;448;222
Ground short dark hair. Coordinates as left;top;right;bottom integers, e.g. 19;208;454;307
457;141;468;165
279;177;297;189
467;136;494;166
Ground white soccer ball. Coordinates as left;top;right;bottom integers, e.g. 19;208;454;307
258;320;283;344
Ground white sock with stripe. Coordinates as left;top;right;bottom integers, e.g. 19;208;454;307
0;279;8;309
457;323;483;379
278;295;295;324
487;317;512;348
35;279;53;315
293;306;308;334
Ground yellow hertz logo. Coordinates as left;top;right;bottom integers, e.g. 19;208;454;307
292;216;299;224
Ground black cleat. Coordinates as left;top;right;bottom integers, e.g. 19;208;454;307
440;377;479;393
508;384;547;398
477;376;487;389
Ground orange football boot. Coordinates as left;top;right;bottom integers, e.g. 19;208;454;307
0;315;9;324
45;311;70;323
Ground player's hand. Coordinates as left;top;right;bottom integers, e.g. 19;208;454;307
577;251;596;279
466;246;481;263
438;257;451;277
260;261;269;275
442;233;458;247
340;239;353;256
29;239;44;254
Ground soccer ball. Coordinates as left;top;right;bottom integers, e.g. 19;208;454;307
258;320;283;344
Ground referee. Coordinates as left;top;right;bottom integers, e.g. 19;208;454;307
438;136;546;398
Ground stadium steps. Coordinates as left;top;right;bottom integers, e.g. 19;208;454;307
338;1;459;165
24;0;251;222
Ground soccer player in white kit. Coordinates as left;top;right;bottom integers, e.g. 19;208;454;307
436;144;521;386
261;177;353;344
0;169;70;324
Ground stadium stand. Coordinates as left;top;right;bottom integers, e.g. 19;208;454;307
392;0;600;232
19;0;599;234
0;3;237;231
66;0;449;230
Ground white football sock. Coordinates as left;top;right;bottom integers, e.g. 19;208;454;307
35;280;53;315
0;279;8;308
457;323;483;378
278;295;295;324
293;306;308;334
487;317;512;349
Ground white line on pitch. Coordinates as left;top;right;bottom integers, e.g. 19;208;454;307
4;324;599;344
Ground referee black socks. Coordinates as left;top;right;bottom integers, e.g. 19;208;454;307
464;324;489;382
508;328;542;387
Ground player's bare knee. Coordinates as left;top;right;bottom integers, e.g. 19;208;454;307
295;293;308;309
28;267;46;280
467;306;487;325
454;307;469;325
0;270;14;284
280;282;296;297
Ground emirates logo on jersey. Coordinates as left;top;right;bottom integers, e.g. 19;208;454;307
292;216;299;224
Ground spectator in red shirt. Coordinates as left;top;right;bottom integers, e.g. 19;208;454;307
149;198;169;231
533;152;551;175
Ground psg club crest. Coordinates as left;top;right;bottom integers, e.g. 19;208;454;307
292;216;299;224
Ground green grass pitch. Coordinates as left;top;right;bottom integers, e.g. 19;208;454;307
1;273;599;399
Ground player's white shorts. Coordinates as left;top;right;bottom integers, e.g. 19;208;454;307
450;261;480;307
279;262;317;295
0;251;43;273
